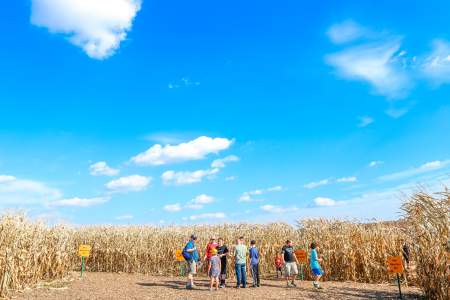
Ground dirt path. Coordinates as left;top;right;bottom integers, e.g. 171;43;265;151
12;272;422;300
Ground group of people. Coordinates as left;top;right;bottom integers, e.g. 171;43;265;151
182;234;324;291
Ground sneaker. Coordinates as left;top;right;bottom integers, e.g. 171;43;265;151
317;285;323;290
209;287;213;291
219;285;225;288
236;286;240;289
291;282;297;287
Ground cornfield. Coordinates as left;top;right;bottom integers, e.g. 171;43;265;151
1;189;448;298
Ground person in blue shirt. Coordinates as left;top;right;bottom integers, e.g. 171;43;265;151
249;240;260;287
184;234;199;289
310;242;323;289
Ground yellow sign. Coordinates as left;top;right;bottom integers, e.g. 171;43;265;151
295;249;307;263
78;245;91;257
387;256;403;273
175;249;184;261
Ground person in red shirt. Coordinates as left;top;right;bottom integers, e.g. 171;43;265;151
275;254;283;278
204;236;218;262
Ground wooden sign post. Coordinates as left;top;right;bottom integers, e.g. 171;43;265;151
387;256;404;299
175;249;185;276
294;249;307;280
78;245;91;277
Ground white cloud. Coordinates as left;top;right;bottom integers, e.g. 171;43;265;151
422;39;450;85
314;197;337;207
191;194;214;204
337;176;357;183
326;39;411;99
303;179;329;189
238;185;284;202
168;77;200;89
30;0;142;59
189;212;226;221
116;214;133;220
161;168;219;186
260;205;298;214
327;20;368;44
225;176;236;181
211;155;239;168
163;203;182;213
379;160;450;181
89;161;119;176
132;136;233;166
357;116;374;127
49;197;108;207
369;160;383;167
106;175;151;192
0;175;62;206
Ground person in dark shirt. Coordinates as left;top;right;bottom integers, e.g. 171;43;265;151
249;240;260;287
281;240;299;287
216;237;229;288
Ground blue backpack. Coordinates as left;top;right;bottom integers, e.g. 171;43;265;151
182;244;193;261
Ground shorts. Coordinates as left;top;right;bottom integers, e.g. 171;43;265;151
284;262;298;276
188;260;197;275
311;268;322;276
209;269;220;278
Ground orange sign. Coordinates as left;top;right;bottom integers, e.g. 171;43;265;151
175;249;184;262
295;249;307;263
387;256;403;273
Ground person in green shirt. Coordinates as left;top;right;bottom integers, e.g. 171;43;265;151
233;236;247;288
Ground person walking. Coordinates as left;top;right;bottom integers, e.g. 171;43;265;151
249;240;260;287
310;242;324;289
217;238;229;288
183;234;199;289
281;240;299;287
234;236;247;288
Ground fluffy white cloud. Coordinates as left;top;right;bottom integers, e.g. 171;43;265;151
369;160;383;167
116;214;133;220
89;161;119;176
314;197;337;207
337;176;357;183
422;39;450;85
161;168;219;185
49;197;108;207
260;205;298;214
211;155;239;168
106;175;151;192
0;175;62;206
189;212;226;221
327;20;368;44
132;136;233;166
30;0;142;59
379;160;450;181
357;116;374;128
239;186;284;202
303;179;329;189
185;194;215;209
163;203;182;212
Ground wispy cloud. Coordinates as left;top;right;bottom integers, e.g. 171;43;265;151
168;77;200;89
314;197;337;207
89;161;119;176
161;168;219;186
163;203;182;212
327;20;368;44
369;160;383;168
225;176;236;181
211;155;239;168
379;160;450;181
131;136;233;166
106;175;152;192
164;194;215;212
357;116;374;127
337;176;357;183
260;204;298;214
49;196;108;207
422;39;450;86
31;0;142;59
239;185;284;202
303;179;329;189
189;212;226;221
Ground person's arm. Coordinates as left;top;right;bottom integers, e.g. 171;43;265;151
281;249;285;264
208;261;211;273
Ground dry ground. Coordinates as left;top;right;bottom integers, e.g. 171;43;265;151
12;272;423;300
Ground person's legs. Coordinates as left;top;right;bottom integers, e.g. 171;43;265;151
241;264;247;288
215;276;219;290
209;276;214;290
285;263;291;286
312;268;323;289
250;264;256;286
256;263;260;286
220;261;227;287
291;263;298;286
187;260;196;288
235;264;242;287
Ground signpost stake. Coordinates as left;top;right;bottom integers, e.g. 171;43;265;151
396;273;403;299
300;264;304;280
81;256;85;277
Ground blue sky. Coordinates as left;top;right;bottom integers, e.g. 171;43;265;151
0;0;449;225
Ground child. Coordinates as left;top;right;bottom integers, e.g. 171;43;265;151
208;248;221;291
310;242;323;289
249;240;260;287
275;254;283;278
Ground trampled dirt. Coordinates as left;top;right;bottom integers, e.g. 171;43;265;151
12;272;423;300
